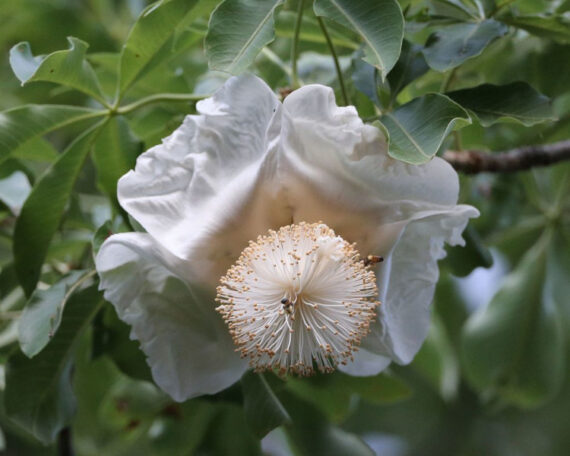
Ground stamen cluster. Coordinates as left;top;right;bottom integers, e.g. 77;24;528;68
216;222;379;375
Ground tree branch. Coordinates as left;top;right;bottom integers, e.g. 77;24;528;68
443;140;570;174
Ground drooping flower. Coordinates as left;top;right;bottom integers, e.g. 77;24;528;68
96;75;478;402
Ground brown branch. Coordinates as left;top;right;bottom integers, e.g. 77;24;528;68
443;140;570;174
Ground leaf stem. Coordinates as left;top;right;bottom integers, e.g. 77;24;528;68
290;0;305;88
117;93;207;115
317;16;350;106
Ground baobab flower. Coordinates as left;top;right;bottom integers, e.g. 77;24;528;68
96;75;478;402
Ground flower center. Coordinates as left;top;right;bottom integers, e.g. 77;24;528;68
216;222;379;375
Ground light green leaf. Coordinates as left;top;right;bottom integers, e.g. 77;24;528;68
379;93;471;164
205;0;284;74
241;371;291;438
422;19;508;71
314;0;404;79
13;121;106;296
13;137;59;163
461;238;566;407
447;82;555;126
5;284;103;444
118;0;200;95
0;105;105;164
9;37;107;104
18;270;94;358
92;116;141;201
501;14;570;43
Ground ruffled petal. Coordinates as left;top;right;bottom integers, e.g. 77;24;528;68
278;83;479;368
96;233;247;401
117;75;291;284
365;206;478;364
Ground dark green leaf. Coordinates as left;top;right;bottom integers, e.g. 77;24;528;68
501;14;570;43
205;0;284;74
9;37;107;104
280;391;374;456
428;0;481;21
447;82;555;126
444;225;493;277
0;105;105;164
92;116;141;201
314;0;404;79
5;284;103;443
241;371;290;438
379;93;471;164
387;40;429;103
118;0;200;95
287;371;411;422
461;238;565;407
422;19;508;72
13;121;106;296
18;270;93;358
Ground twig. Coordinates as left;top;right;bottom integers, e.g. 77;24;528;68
443;140;570;174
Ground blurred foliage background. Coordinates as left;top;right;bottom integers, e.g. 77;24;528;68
0;0;569;455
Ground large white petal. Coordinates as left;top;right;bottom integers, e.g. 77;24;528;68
96;233;247;401
117;75;291;285
279;83;479;368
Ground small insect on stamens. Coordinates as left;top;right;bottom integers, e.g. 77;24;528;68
281;298;294;314
363;255;384;267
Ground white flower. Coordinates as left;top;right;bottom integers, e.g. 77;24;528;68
96;75;478;402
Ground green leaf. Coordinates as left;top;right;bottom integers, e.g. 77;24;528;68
314;0;404;79
0;105;105;165
386;40;429;103
13;137;58;163
9;37;107;105
5;284;103;444
461;238;566;407
379;93;471;164
241;371;290;438
501;14;570;43
280;391;374;456
447;82;555;126
422;19;508;72
92;117;141;201
18;270;94;358
205;0;284;74
118;0;200;95
287;371;411;422
427;0;481;21
13;121;106;296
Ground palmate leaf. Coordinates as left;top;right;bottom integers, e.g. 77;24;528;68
9;37;107;104
447;82;555;126
18;270;93;358
118;0;200;96
205;0;284;75
0;105;105;165
5;284;103;444
461;236;566;407
379;93;471;164
314;0;404;79
13;121;106;296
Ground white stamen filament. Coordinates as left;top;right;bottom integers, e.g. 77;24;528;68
215;222;379;376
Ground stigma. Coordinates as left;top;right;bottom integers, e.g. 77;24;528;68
215;222;379;376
